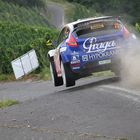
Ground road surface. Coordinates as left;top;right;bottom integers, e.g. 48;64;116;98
0;77;140;140
47;2;64;29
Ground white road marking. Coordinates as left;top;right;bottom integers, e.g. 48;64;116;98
101;85;140;103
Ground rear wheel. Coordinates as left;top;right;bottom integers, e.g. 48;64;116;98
50;60;63;86
61;62;75;87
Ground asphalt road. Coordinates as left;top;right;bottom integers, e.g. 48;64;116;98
0;77;140;140
47;2;64;29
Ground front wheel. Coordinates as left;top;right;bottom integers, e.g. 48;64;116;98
61;62;75;87
50;60;63;86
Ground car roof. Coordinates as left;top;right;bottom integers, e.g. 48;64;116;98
65;16;118;31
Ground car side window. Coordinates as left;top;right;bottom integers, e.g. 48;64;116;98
57;27;70;45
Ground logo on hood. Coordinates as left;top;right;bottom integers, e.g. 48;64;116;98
83;37;116;53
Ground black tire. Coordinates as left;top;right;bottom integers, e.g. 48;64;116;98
61;62;75;87
50;60;63;86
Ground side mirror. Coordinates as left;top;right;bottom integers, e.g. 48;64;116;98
52;40;57;47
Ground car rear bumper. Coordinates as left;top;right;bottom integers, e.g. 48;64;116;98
71;57;120;75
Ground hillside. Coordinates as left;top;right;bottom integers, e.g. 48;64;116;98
58;0;140;35
66;0;140;25
0;0;50;26
0;0;58;80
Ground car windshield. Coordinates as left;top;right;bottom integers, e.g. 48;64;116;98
74;20;123;38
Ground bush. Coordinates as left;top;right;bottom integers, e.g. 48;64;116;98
66;3;99;22
0;0;50;26
136;23;140;33
0;22;58;74
66;0;140;25
1;0;45;7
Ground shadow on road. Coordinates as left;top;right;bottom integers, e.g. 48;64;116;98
57;77;120;94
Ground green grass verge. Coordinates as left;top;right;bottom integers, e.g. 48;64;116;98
39;67;51;81
0;74;16;81
0;99;19;109
0;67;51;82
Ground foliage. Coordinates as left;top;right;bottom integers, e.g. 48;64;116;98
0;74;15;81
0;0;58;77
66;0;140;24
0;22;58;74
0;99;19;108
0;0;50;26
39;66;51;80
67;3;98;22
136;23;140;33
1;0;45;7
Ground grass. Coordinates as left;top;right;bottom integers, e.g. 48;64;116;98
0;0;50;26
39;67;51;80
0;74;16;81
0;73;49;82
0;67;51;82
0;99;19;109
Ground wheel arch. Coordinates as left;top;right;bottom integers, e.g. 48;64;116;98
48;49;55;61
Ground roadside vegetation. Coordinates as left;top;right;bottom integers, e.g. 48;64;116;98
136;23;140;33
0;0;49;26
0;0;58;81
2;0;46;7
65;0;140;34
66;0;140;24
0;22;57;74
50;0;140;33
0;99;19;109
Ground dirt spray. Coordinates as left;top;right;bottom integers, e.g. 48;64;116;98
119;34;140;87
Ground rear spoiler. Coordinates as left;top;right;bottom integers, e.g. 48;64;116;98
74;16;122;29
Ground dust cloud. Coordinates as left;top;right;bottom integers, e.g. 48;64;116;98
119;34;140;88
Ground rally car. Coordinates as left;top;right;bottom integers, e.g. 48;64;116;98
48;16;135;87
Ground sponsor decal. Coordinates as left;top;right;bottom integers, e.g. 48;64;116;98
71;60;80;64
90;23;104;30
72;67;80;70
83;37;117;53
70;60;80;70
82;50;117;61
99;59;111;65
71;53;80;62
60;47;67;52
71;55;79;61
71;51;79;55
82;55;89;62
70;54;80;69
